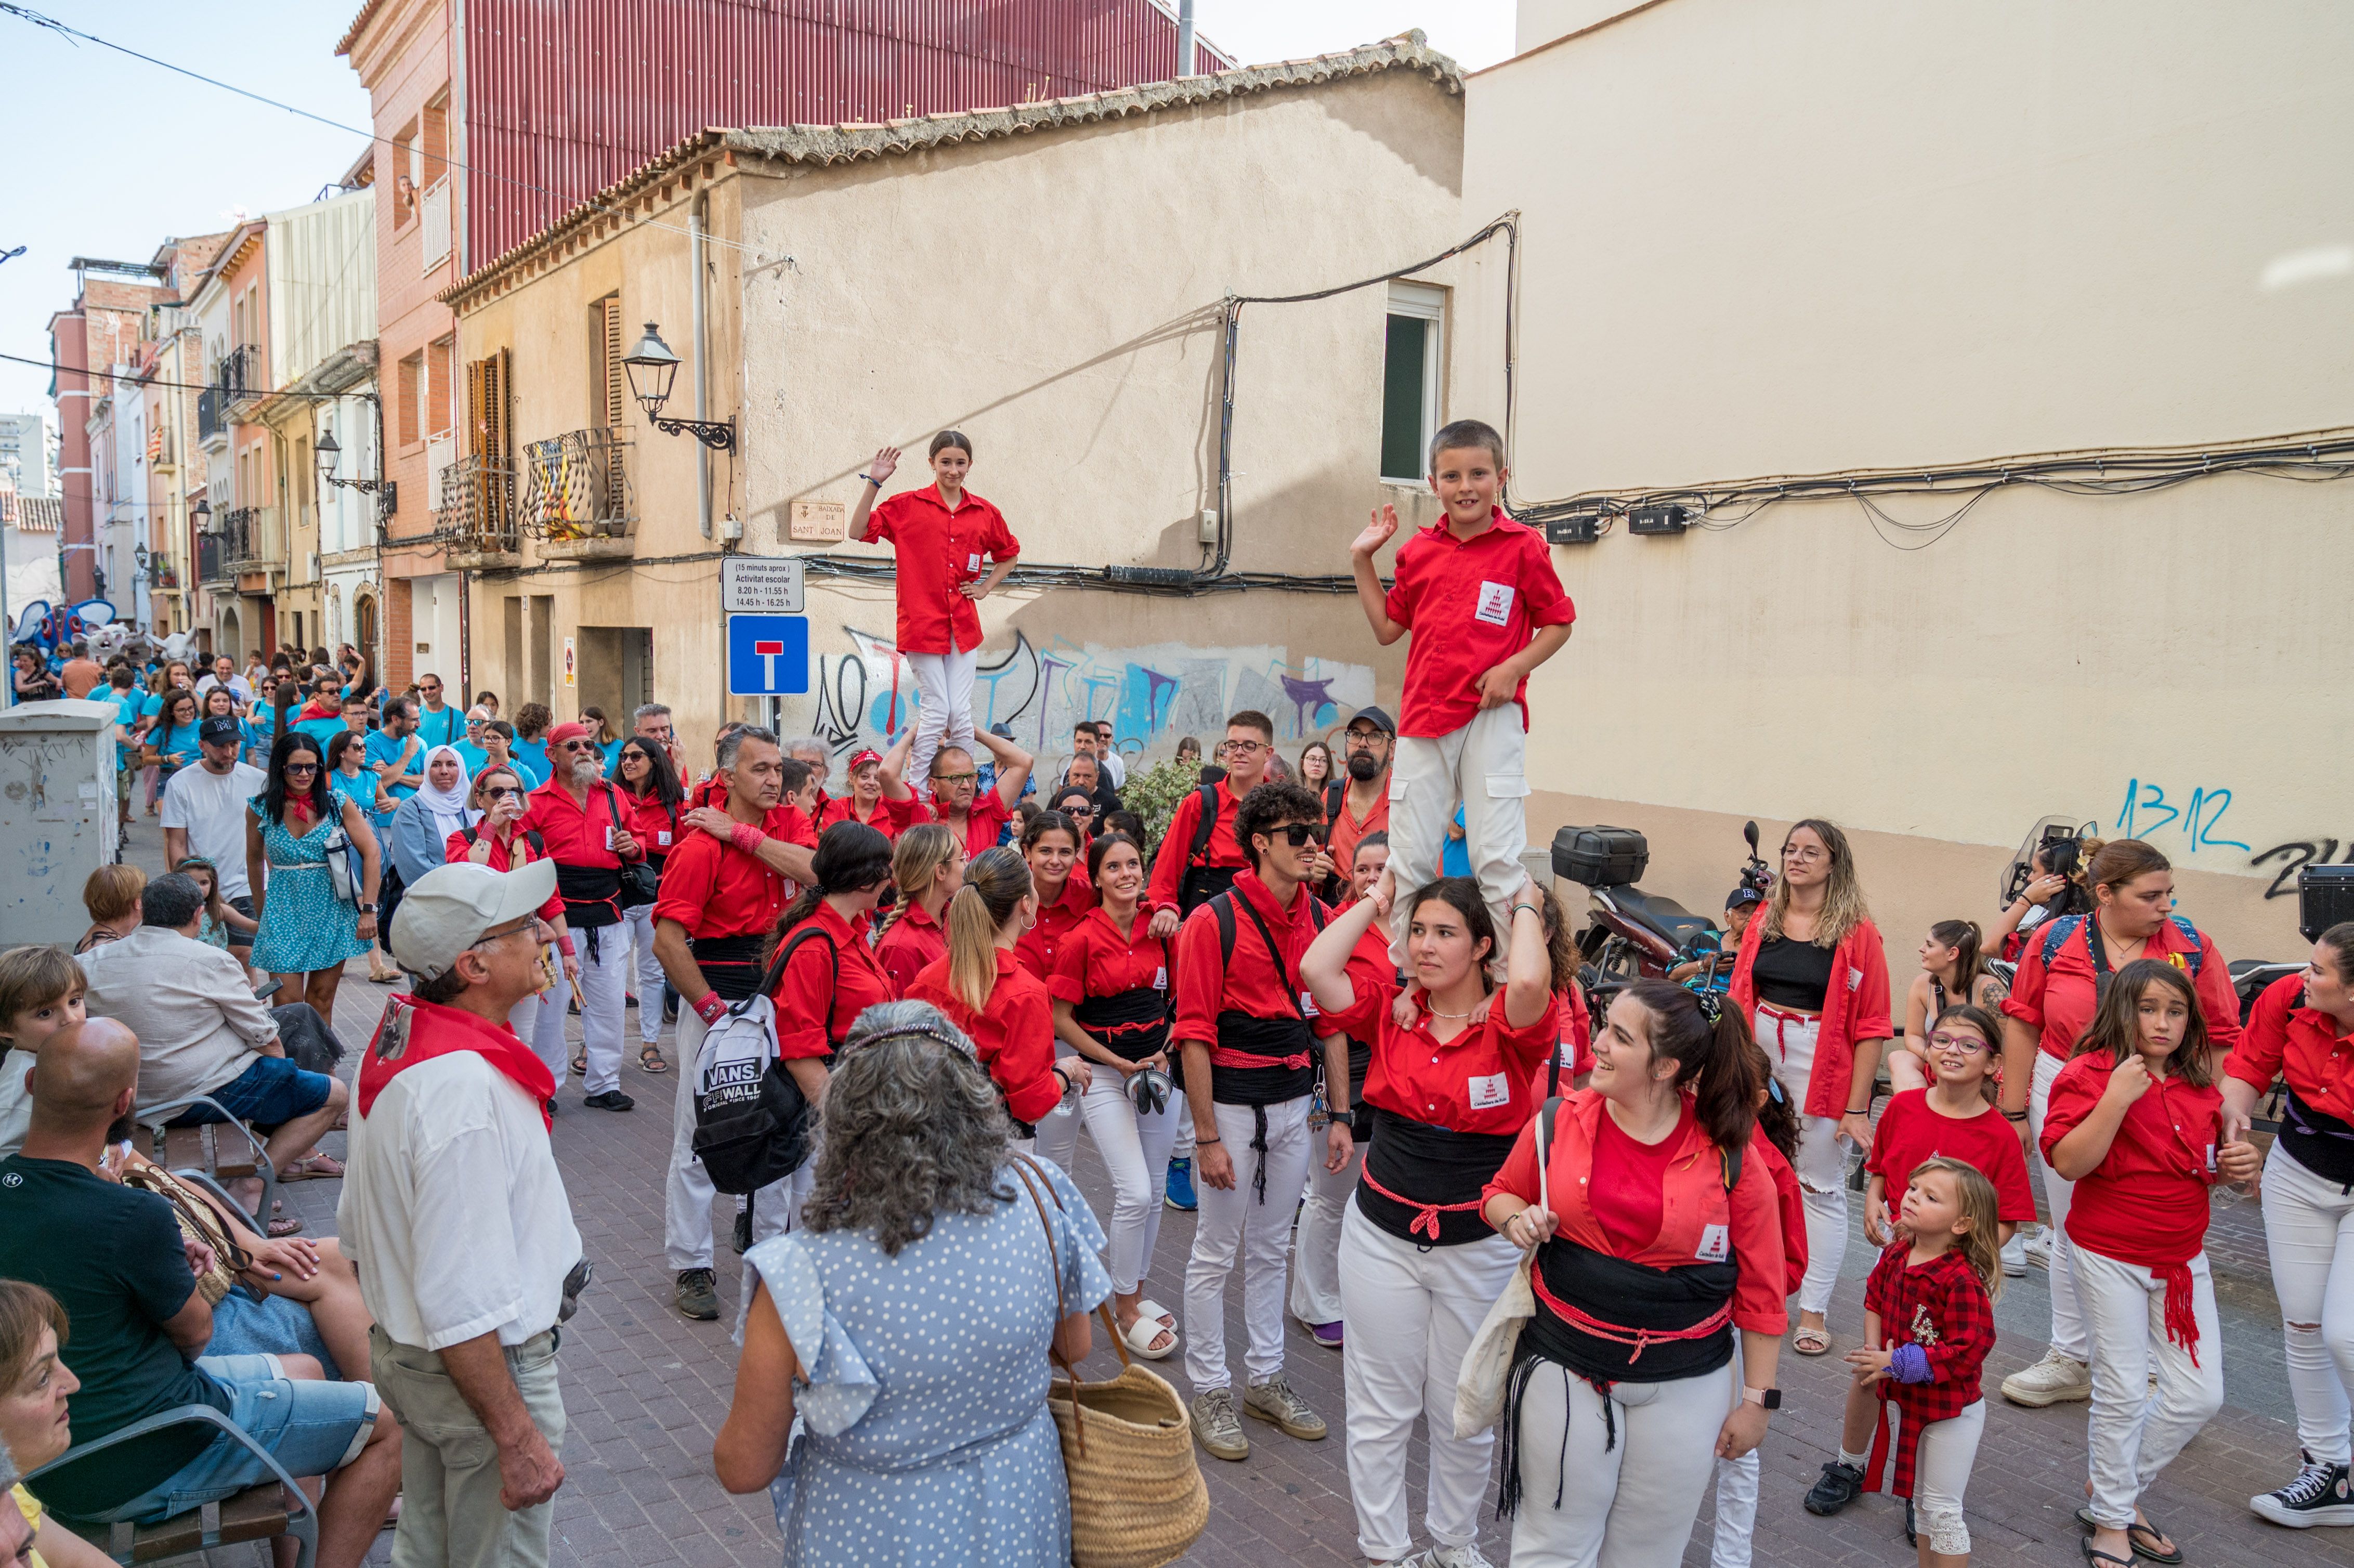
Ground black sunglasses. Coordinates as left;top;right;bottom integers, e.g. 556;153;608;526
1272;822;1324;847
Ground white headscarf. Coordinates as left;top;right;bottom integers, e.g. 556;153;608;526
414;744;478;842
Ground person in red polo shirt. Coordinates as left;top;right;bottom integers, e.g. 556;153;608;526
1171;780;1354;1465
923;727;1032;859
816;729;928;842
847;431;1020;783
875;822;962;996
649;727;815;1322
1323;708;1395;903
1147;710;1291;936
1348;418;1573;959
2222;921;2354;1526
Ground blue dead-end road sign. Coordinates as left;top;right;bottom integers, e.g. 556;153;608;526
726;615;810;696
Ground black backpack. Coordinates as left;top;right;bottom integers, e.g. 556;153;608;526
690;923;836;1195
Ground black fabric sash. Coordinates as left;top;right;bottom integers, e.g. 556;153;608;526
1074;987;1170;1063
1354;1106;1518;1247
1210;1011;1317;1105
2281;1084;2354;1186
691;933;768;1002
555;862;623;929
1524;1238;1740;1384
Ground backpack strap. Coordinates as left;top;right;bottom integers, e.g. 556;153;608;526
1187;784;1221;867
1720;1140;1745;1194
2167;916;2206;977
1213;891;1238;971
2040;913;2085;967
742;923;840;1018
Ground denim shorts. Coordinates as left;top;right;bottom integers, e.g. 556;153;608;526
79;1354;378;1525
169;1055;333;1129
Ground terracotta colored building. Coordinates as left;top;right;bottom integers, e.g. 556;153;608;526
49;268;163;605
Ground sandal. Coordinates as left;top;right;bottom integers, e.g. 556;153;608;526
267;1214;305;1238
639;1044;669;1074
368;971;399;985
279;1153;345;1182
571;1049;586;1076
1120;1314;1178;1360
1134;1297;1177;1330
1792;1325;1833;1356
2082;1541;2136;1568
2075;1510;2182;1564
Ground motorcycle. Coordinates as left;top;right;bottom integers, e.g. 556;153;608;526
1553;820;1773;1012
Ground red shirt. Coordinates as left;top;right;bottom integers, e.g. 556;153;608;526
1014;868;1097;981
866;484;1021;655
1047;906;1170;1007
1382;508;1575;738
768;902;894;1060
875;903;948;998
2041;1052;2222;1267
619;787;682;861
2227;972;2354;1126
1146;779;1247;916
2002;916;2242;1063
1171;870;1331;1049
1328;968;1554;1138
905;949;1062;1124
933;790;1015;861
1589;1108;1681;1251
1866;1089;2036;1222
651;807;816;943
1728;914;1893;1120
817;791;928;842
1325;784;1390;884
1752;1131;1808;1297
441;824;564;923
520;777;633;870
1484;1092;1789;1335
1554;985;1593;1079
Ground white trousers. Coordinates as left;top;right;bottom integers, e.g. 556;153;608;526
2029;1049;2089;1361
1509;1361;1732;1568
904;648;977;785
1289;1131;1365;1327
1339;1206;1521;1561
1709;1343;1758;1568
1031;1091;1082;1179
665;1009;722;1271
1184;1096;1312;1392
1077;1073;1179;1297
524;923;629;1096
619;903;664;1045
1171;1114;1196;1161
1755;1006;1848;1315
1910;1399;1986;1557
1389;704;1529;961
2076;1244;2225;1529
2263;1140;2354;1466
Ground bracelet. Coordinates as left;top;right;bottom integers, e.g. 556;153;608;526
1196;1135;1222;1146
694;992;729;1026
556;934;577;958
1509;903;1540;919
1845;1106;1869;1117
729;822;768;855
2002;1108;2030;1122
859;473;881;488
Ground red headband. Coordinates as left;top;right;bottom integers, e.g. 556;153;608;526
546;721;594;748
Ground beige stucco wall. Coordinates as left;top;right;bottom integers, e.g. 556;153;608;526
1453;0;2353;971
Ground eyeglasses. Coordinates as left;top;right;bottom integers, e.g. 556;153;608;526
1273;822;1324;847
1927;1032;1988;1054
1222;739;1267;755
932;771;978;786
420;682;442;691
1343;731;1387;748
485;786;521;800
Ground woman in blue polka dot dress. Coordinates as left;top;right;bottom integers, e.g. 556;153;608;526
715;1000;1114;1565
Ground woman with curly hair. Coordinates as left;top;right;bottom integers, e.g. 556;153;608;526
715;1000;1113;1565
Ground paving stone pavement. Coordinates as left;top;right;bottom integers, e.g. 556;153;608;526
120;820;2321;1567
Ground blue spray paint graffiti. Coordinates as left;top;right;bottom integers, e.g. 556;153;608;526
2115;779;2251;854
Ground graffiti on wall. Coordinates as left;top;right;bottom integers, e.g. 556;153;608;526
800;627;1375;761
2111;778;2352;899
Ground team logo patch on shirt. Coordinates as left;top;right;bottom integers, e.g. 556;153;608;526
1153;966;1168;991
1467;1072;1509;1109
966;552;983;572
1847;966;1863;992
1300;991;1320;1018
1696;1223;1730;1262
1474;581;1514;626
1909;1302;1942;1347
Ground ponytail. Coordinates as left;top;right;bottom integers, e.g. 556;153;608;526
1625;978;1758;1153
769;820;893;959
946;845;1032;1012
1930;918;1986;998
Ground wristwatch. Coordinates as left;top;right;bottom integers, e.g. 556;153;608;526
357;901;379;915
1742;1387;1782;1410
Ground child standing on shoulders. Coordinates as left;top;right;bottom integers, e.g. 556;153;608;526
1348;419;1574;960
1806;1157;2002;1567
0;947;88;1160
2044;958;2261;1568
1862;1005;2035;1253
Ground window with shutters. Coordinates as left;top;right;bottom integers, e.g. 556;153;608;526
393;119;419;226
1380;282;1447;484
397;351;423;447
427;336;454;438
589;295;625;432
463;349;514;543
421;94;448;187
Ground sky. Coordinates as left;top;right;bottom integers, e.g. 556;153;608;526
0;0;1516;422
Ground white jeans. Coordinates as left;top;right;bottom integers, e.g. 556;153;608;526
2029;1049;2089;1361
1340;1206;1521;1561
1077;1073;1179;1297
1289;1131;1364;1327
904;647;977;785
525;921;629;1096
620;903;664;1045
2263;1139;2354;1465
1184;1095;1312;1392
1389;703;1529;961
1031;1091;1082;1179
1509;1360;1732;1568
1911;1399;1986;1557
1755;1005;1848;1315
1710;1343;1758;1568
2075;1244;2225;1528
665;1009;721;1271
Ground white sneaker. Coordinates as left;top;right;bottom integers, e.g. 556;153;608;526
2000;1348;2091;1407
2023;1227;2054;1270
1411;1546;1499;1568
2000;1230;2027;1277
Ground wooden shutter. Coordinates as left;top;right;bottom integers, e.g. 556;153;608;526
428;335;454;437
397;352;422;448
591;296;624;431
422;95;448;187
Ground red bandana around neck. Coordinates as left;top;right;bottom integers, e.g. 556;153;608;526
357;995;556;1130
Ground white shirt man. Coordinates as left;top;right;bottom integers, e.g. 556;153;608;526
161;717;267;904
193;657;253;707
342;859;578;1562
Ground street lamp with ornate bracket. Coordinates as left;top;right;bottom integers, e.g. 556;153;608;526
315;427;398;524
622;322;735;451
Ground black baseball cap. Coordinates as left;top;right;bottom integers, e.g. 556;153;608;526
1345;706;1396;736
1726;885;1764;911
199;716;243;744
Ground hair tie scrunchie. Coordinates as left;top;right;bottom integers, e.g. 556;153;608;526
1692;989;1723;1028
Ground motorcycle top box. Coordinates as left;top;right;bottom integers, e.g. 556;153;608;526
1553;825;1649;889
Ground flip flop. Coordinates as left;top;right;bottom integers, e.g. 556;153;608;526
2081;1541;2136;1568
368;972;399;985
1120;1314;1178;1360
1134;1297;1177;1330
571;1050;587;1075
279;1153;345;1182
2075;1510;2182;1564
1793;1326;1833;1356
267;1214;305;1238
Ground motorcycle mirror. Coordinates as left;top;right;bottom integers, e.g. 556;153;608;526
1744;820;1760;854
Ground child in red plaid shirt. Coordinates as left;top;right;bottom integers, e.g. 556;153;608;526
1801;1156;2002;1566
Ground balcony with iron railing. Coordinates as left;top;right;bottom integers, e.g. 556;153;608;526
436;456;520;568
220;344;263;414
218;505;283;576
519;428;636;560
148;554;180;591
197;387;228;446
195;531;226;585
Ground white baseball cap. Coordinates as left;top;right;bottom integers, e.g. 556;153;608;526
389;860;558;979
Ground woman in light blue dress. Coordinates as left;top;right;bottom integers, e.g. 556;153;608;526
716;1000;1114;1567
245;729;381;1022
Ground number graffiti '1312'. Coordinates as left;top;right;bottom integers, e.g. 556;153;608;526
2115;780;2250;854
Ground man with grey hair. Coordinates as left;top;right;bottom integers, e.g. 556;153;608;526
780;735;832;814
631;702;683;777
651;726;816;1317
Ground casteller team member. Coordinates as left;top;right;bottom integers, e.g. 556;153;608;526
816;730;928;841
1480;981;1785;1565
649;727;816;1323
1148;710;1286;936
444;763;576;1048
874;823;962;996
845;432;1020;782
1014;810;1096;981
925;727;1034;859
1347;418;1574;955
1173;781;1354;1466
1323;708;1395;901
519;720;647;1113
1301;866;1555;1568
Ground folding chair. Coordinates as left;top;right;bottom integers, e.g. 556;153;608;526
135;1093;278;1228
25;1404;318;1568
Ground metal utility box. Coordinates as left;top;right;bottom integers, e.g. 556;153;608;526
0;700;122;949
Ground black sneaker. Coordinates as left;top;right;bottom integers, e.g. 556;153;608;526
1904;1498;1916;1546
663;994;680;1025
583;1089;635;1112
1804;1460;1865;1517
674;1268;720;1320
544;1097;559;1118
2251;1452;2354;1527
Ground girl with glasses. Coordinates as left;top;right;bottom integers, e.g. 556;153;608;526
246;730;381;1022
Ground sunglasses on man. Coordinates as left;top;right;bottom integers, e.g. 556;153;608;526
1270;822;1324;847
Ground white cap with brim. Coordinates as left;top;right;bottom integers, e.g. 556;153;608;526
390;860;559;979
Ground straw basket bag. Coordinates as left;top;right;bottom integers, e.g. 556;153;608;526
1012;1157;1209;1568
